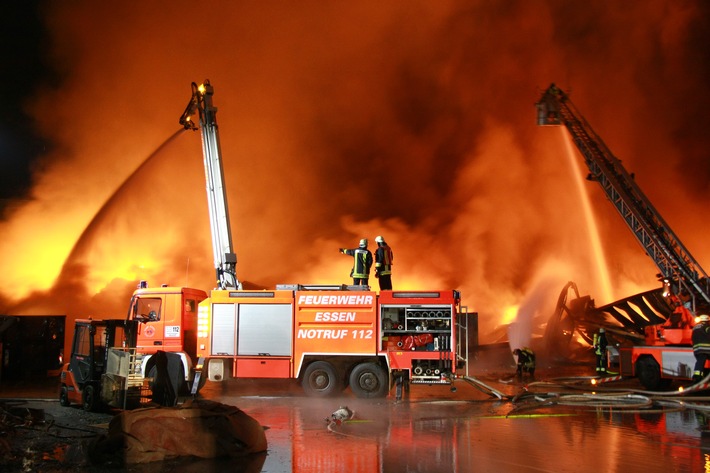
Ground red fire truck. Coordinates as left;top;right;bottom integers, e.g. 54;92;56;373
536;84;710;390
124;283;471;398
119;81;473;398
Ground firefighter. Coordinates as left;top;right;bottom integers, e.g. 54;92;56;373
339;239;373;286
374;235;394;291
513;347;535;380
593;328;608;374
692;314;710;383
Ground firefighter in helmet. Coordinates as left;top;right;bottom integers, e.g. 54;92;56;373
374;235;394;291
593;328;608;374
339;239;373;286
692;314;710;383
513;347;536;380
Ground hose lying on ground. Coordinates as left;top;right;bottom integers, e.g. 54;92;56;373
459;373;710;417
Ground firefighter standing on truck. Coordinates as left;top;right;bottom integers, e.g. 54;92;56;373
692;314;710;383
340;239;373;286
374;235;394;290
593;328;608;374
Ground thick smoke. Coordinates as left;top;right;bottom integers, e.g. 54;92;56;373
1;1;709;346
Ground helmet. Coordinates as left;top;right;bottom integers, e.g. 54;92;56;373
359;238;368;248
375;235;385;243
697;315;710;324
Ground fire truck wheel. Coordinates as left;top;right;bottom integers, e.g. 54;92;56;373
82;384;100;412
147;358;190;395
302;361;342;397
349;362;388;398
59;385;71;407
635;356;669;391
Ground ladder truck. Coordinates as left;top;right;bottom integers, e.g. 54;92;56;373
119;81;473;398
536;84;710;389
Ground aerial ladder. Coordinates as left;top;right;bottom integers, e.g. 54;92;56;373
179;81;240;290
535;84;710;316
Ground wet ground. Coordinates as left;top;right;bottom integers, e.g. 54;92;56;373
3;353;710;472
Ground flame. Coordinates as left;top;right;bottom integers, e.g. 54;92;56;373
1;2;708;347
501;306;520;326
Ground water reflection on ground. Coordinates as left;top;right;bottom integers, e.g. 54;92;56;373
202;378;710;473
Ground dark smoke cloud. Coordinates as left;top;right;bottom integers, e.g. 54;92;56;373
1;1;709;346
0;1;56;211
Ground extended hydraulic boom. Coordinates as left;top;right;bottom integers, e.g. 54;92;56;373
536;84;710;313
179;81;240;290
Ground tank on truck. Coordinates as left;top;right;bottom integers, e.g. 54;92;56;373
535;83;710;314
179;81;241;290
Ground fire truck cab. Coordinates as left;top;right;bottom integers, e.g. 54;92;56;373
128;284;207;388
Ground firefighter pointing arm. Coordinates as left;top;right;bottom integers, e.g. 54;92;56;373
339;239;373;286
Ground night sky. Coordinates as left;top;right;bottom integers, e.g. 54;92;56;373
1;1;710;345
0;1;54;208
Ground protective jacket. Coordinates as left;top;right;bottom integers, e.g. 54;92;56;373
516;347;535;372
343;247;373;279
692;321;710;380
593;331;608;372
692;322;710;355
375;243;394;276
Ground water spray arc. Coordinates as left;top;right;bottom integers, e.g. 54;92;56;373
561;128;613;304
57;128;187;284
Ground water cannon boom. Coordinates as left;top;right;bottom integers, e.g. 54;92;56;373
180;80;240;290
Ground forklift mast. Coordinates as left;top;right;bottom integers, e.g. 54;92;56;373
536;84;710;312
180;81;240;290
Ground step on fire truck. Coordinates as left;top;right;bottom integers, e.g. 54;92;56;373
536;84;710;390
114;81;474;398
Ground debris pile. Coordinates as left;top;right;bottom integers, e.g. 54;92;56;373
89;399;267;465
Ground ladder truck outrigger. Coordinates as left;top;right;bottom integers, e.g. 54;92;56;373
118;80;474;399
536;84;710;389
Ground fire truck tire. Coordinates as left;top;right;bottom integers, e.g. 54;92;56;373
59;385;71;407
302;361;342;397
635;356;669;390
147;357;190;395
349;362;388;398
82;384;100;412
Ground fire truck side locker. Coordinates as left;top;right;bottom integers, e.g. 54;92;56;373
378;290;462;384
198;290;295;381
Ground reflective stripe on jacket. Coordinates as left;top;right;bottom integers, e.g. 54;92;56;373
692;323;710;354
344;248;372;278
375;244;394;276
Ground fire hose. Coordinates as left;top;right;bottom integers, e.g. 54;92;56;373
456;372;710;417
